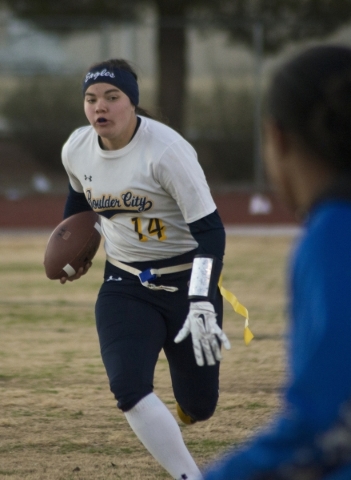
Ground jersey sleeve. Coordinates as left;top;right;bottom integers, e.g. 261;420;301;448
155;139;216;223
61;132;84;193
202;205;351;480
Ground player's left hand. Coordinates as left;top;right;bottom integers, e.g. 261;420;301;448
60;262;92;284
174;301;231;366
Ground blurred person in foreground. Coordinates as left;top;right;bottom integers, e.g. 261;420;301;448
200;44;351;480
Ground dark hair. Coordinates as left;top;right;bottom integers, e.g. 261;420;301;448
267;45;351;171
86;58;155;119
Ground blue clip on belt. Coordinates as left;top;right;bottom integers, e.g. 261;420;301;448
139;269;157;284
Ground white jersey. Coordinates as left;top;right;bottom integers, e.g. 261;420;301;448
62;116;216;262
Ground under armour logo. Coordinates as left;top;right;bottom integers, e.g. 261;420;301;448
106;275;122;282
84;175;92;181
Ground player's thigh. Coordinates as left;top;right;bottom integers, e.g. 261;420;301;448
95;283;166;406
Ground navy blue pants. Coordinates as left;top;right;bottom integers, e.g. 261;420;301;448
95;250;223;419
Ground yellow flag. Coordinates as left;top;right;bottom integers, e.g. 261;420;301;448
218;275;254;345
244;318;255;346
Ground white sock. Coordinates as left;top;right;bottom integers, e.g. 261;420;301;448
124;393;203;480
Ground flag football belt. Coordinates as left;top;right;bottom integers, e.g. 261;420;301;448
106;256;254;345
106;255;192;292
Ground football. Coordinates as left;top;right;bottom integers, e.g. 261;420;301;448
44;211;102;280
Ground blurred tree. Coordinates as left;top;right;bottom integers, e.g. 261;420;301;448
211;0;351;52
3;0;351;133
2;76;87;172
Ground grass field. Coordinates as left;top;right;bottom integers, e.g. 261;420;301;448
0;232;296;479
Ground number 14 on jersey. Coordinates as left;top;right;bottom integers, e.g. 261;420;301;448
131;217;167;242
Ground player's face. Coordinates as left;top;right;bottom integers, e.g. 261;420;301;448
263;120;297;212
84;83;137;150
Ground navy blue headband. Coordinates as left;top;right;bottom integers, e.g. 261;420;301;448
83;66;139;106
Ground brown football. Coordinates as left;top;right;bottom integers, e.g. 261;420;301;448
44;211;102;280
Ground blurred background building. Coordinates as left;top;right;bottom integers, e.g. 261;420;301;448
0;0;350;225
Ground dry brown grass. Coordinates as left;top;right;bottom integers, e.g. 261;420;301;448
0;232;295;479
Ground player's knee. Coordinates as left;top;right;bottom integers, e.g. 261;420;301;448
181;396;218;422
109;379;152;412
190;404;216;422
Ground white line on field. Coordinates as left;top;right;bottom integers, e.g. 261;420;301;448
0;225;302;237
225;224;301;236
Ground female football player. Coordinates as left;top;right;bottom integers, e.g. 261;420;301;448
200;44;351;480
60;58;230;480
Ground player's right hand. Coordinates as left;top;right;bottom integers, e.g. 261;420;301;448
60;262;92;284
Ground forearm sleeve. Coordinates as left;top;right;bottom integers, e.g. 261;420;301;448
188;209;225;261
63;183;92;219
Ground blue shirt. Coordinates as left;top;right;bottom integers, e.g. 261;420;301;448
203;198;351;480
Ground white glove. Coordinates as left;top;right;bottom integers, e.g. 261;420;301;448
174;301;231;366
